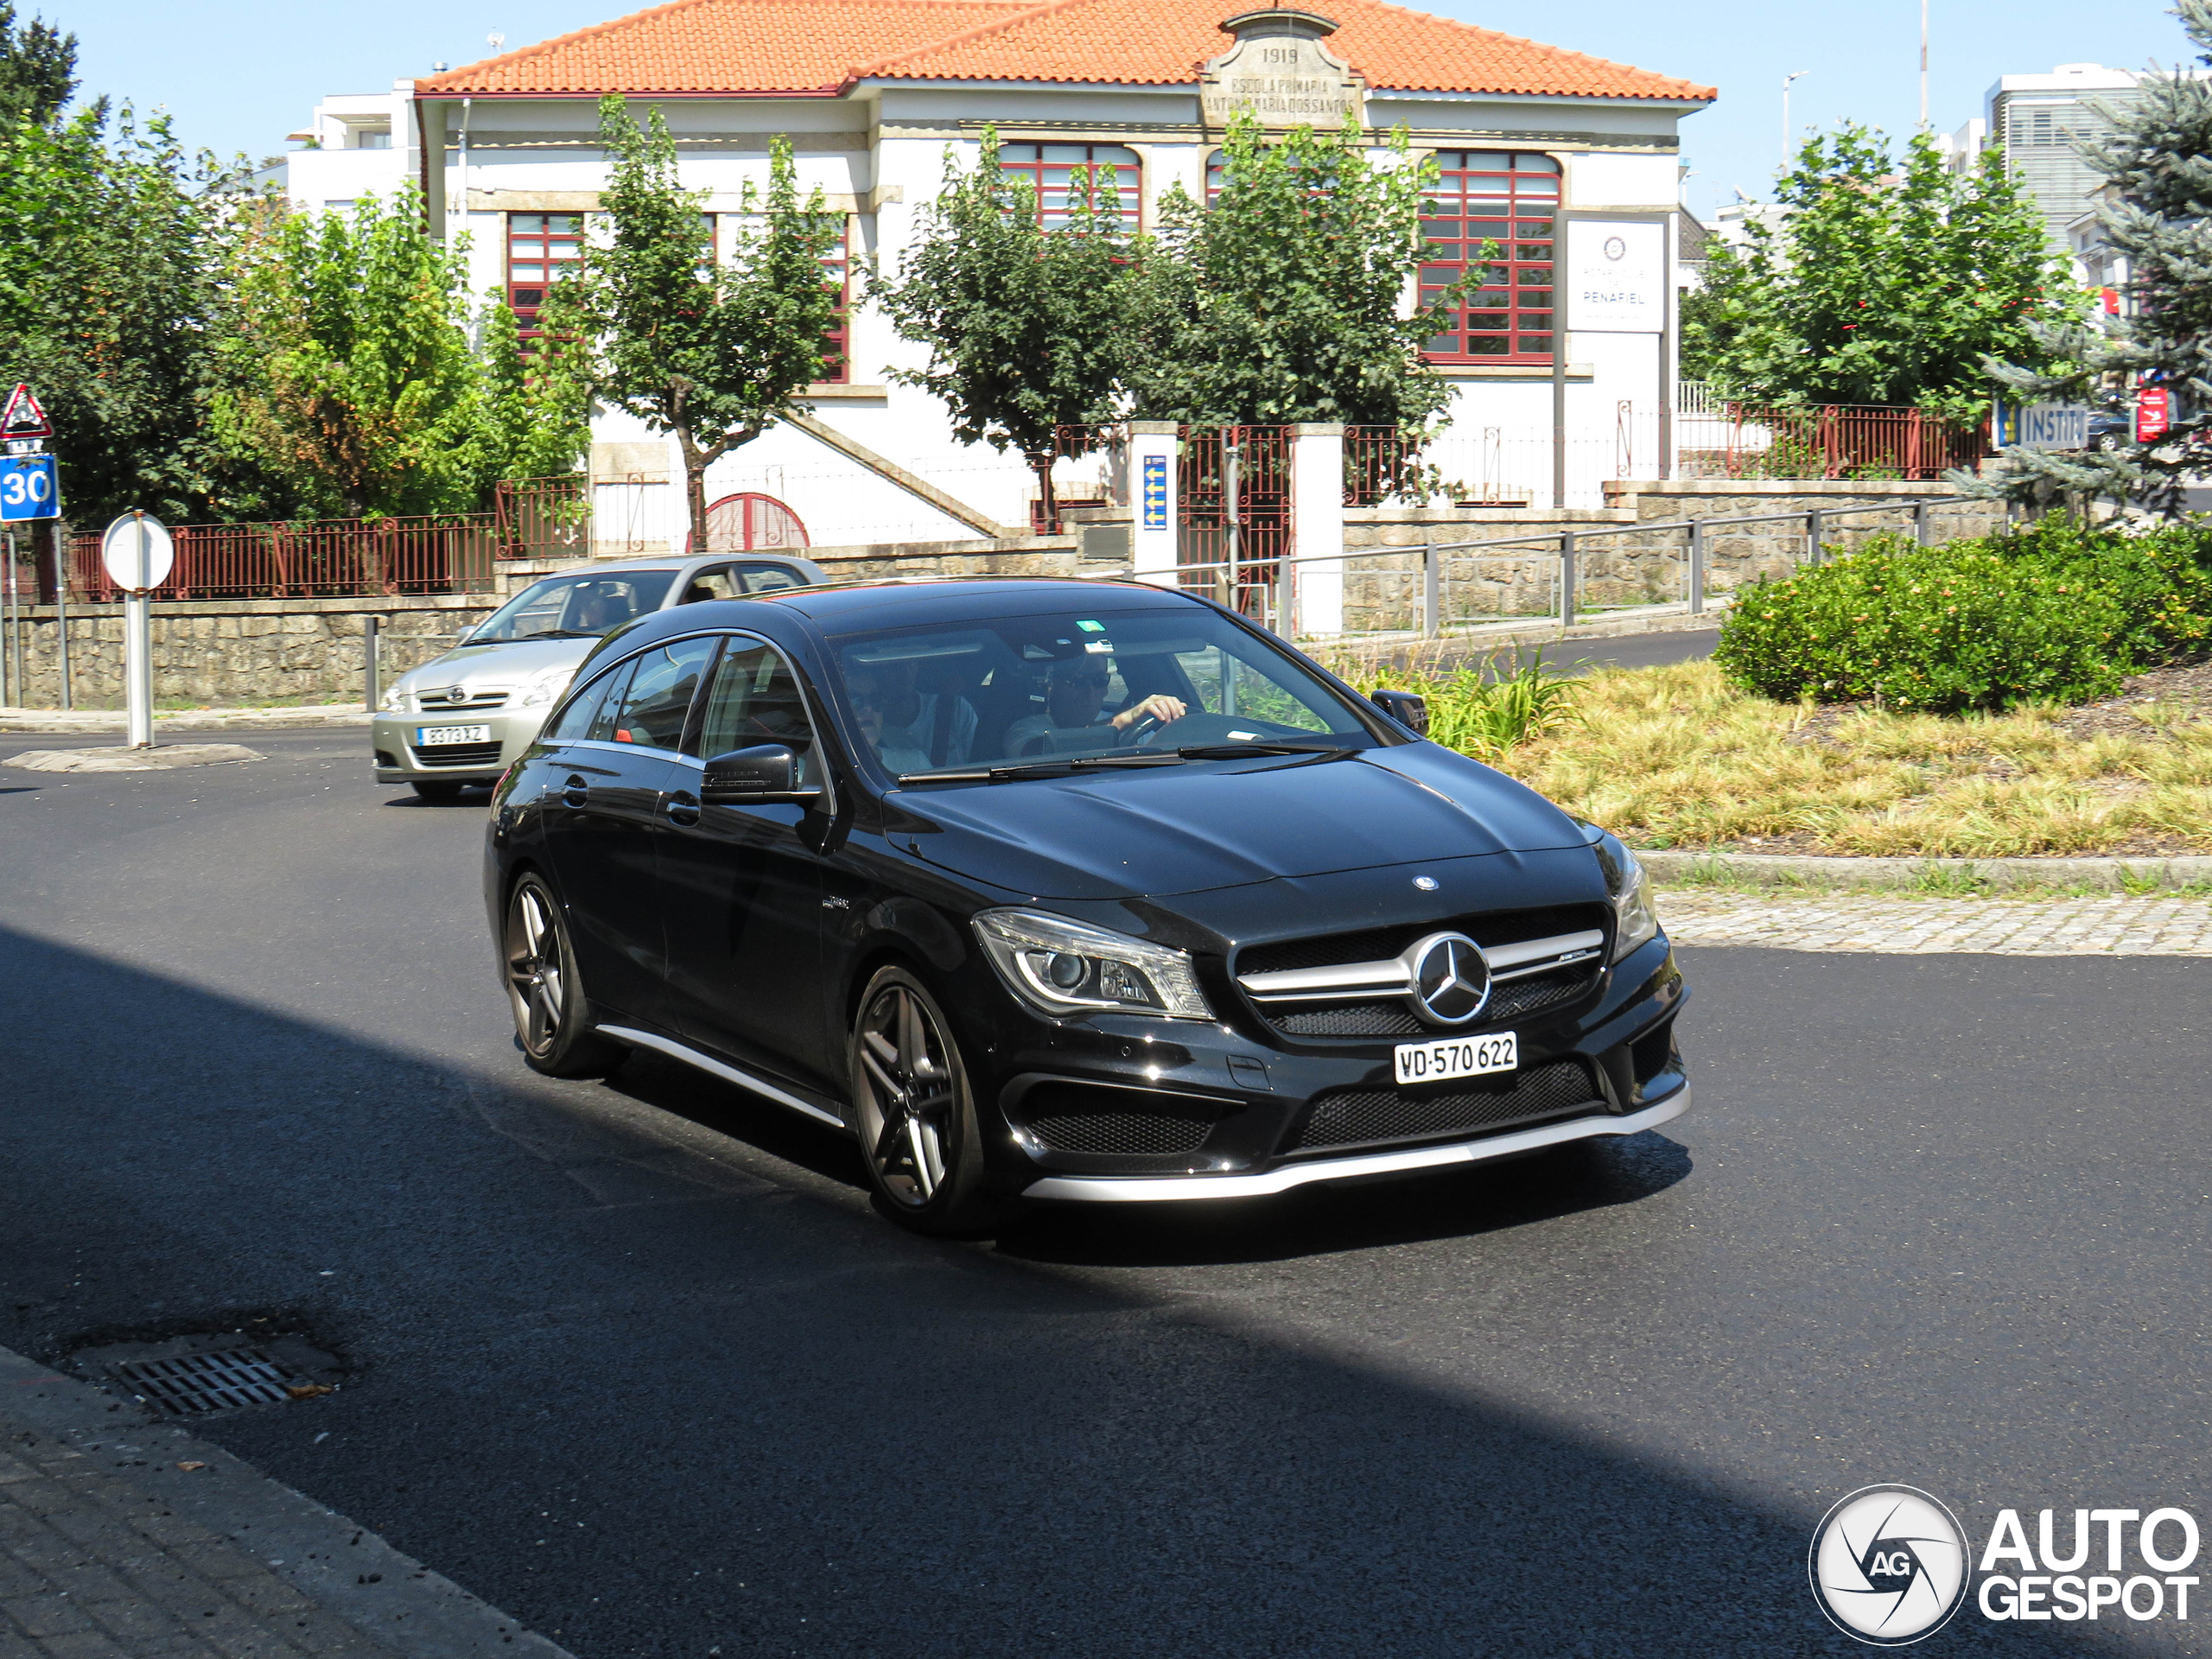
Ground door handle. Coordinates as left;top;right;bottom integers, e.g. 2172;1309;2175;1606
664;789;701;827
562;773;589;809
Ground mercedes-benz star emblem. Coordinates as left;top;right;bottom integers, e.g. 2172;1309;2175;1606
1402;931;1491;1026
1412;875;1440;891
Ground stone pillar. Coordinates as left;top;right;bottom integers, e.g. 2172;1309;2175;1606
1288;423;1345;637
1127;421;1179;587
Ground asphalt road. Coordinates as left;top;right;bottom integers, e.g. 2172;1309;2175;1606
1;728;2202;1657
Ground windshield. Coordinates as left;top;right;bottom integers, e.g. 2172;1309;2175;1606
469;570;678;644
826;606;1381;780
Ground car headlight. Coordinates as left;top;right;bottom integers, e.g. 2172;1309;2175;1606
379;683;404;712
1590;829;1661;963
973;909;1214;1021
518;667;575;709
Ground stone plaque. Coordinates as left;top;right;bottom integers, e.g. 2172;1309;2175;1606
1200;15;1364;130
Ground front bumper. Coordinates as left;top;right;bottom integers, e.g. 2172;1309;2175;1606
372;709;550;784
1025;1084;1688;1201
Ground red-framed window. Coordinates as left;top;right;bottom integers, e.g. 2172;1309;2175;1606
1421;151;1559;363
506;213;584;344
998;142;1139;227
819;218;849;384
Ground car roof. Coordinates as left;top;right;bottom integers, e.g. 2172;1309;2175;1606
733;576;1203;629
540;551;819;575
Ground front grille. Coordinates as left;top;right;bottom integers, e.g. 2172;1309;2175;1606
1238;905;1605;978
416;691;509;711
410;740;504;768
1288;1058;1601;1154
1268;963;1593;1039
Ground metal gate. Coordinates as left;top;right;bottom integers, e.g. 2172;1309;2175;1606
705;492;810;551
1178;425;1291;619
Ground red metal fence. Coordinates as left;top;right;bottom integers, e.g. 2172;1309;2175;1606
66;476;589;601
1680;404;1988;481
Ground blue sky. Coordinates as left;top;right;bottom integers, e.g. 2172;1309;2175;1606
50;0;2196;219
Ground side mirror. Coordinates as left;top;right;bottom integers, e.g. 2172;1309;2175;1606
1370;688;1429;737
700;744;822;806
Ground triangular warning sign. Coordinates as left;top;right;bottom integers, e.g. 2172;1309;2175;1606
2;384;50;438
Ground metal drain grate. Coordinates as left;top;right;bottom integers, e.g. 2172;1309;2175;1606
112;1348;297;1415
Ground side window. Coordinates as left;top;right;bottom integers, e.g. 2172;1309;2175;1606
545;662;623;742
680;565;742;604
601;637;717;752
690;639;819;786
583;658;640;744
734;563;807;595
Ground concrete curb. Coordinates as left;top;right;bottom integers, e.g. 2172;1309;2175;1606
1642;849;2212;892
0;1344;573;1658
0;705;372;734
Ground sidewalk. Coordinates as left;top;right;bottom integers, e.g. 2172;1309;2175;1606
0;708;369;734
1660;889;2212;955
0;1347;568;1659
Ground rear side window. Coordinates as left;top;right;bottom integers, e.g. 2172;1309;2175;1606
581;659;639;744
680;566;743;603
689;639;819;786
734;563;808;594
601;638;717;751
544;661;627;742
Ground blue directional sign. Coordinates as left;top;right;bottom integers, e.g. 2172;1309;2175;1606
0;454;58;520
1141;454;1169;531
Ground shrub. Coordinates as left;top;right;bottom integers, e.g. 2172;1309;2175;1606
1977;517;2212;664
1715;538;2126;711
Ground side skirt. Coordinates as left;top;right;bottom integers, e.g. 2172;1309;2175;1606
596;1024;849;1130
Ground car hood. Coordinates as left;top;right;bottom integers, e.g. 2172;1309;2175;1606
894;746;1589;900
395;635;595;693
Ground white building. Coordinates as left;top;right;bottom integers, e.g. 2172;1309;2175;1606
1983;63;2141;252
284;0;1713;548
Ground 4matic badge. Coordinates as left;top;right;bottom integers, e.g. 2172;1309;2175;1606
1809;1485;1971;1645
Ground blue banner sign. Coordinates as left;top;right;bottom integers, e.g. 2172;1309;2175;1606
1141;454;1169;531
0;454;57;520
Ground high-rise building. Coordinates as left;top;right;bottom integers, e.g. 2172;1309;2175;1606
1984;64;2141;250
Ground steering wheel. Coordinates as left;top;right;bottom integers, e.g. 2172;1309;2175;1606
1120;711;1173;748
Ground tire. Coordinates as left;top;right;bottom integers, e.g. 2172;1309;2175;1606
502;873;628;1078
411;779;468;802
848;965;1015;1236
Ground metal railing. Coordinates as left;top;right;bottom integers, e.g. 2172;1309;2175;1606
1677;403;1987;482
1107;493;1993;639
494;476;588;563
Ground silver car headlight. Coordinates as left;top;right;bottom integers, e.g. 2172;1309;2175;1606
973;909;1213;1021
379;683;405;712
517;666;575;709
1592;830;1661;963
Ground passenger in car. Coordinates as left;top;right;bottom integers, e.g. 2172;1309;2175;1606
848;667;936;775
849;658;977;766
1003;657;1186;756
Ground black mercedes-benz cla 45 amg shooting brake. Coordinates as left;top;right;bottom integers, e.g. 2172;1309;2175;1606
484;577;1689;1234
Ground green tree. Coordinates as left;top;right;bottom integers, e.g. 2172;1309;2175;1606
211;188;569;519
0;103;234;524
550;95;842;552
0;2;85;128
1978;0;2212;512
1128;111;1464;430
1683;125;2071;421
872;124;1136;529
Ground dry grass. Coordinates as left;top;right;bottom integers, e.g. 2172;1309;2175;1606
1465;659;2212;857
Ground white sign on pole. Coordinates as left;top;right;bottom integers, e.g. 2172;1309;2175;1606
1565;220;1667;334
100;511;174;592
100;511;170;748
1993;401;2091;451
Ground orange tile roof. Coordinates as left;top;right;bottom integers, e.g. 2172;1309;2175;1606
418;0;1713;103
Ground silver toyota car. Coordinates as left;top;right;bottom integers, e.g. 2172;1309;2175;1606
373;552;826;799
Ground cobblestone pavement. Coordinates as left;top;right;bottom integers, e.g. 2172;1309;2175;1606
0;1428;398;1659
1659;889;2212;954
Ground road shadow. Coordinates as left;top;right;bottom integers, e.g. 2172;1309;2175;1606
0;925;2113;1659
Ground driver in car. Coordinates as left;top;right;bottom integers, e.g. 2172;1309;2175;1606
1004;657;1186;757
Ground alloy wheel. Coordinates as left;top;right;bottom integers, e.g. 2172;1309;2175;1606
505;881;568;1058
855;981;957;1206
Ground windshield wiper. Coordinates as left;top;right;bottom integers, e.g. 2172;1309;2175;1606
899;753;1191;784
515;627;604;640
1174;741;1356;760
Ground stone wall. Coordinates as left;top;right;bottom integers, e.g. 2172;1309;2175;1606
1336;480;2008;634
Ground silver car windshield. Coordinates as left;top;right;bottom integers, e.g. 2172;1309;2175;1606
826;607;1377;779
470;571;679;643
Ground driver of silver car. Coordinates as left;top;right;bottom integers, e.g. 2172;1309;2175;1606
1003;655;1186;757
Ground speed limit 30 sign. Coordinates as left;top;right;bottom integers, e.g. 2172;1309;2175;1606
0;454;57;521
